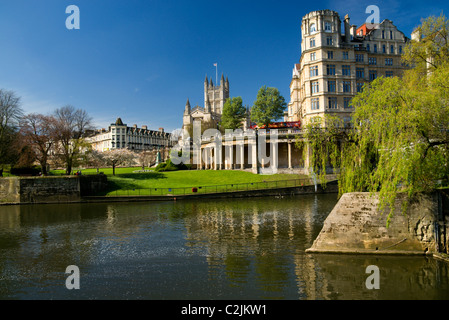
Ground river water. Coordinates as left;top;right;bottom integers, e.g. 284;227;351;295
0;194;448;300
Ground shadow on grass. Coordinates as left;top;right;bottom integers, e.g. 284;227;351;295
96;171;168;196
114;172;167;180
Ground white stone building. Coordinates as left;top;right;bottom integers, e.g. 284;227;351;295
285;10;410;127
87;118;173;152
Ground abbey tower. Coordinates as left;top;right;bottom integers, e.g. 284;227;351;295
183;74;230;132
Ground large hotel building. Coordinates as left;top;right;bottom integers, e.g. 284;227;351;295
87;118;173;152
285;10;410;126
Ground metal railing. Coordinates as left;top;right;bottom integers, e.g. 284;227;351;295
106;178;314;197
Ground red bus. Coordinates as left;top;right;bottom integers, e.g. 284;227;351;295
250;121;301;130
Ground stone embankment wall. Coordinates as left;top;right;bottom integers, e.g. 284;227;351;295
306;192;449;256
0;175;108;205
0;178;20;203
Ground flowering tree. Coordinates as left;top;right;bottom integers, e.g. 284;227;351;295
102;149;136;175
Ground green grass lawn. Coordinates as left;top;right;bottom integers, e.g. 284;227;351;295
103;169;310;196
45;166;311;196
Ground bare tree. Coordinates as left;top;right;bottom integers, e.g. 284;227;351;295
52;105;93;175
0;89;23;169
19;113;56;175
103;149;136;175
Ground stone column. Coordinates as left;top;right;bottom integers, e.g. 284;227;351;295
214;145;219;170
271;138;278;173
288;142;292;169
251;135;258;174
240;143;245;170
229;144;234;170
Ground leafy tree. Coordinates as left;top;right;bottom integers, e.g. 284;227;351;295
250;86;286;128
219;97;247;130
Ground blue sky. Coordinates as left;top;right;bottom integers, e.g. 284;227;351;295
0;0;447;132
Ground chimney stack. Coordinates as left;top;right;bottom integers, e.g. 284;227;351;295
344;14;351;43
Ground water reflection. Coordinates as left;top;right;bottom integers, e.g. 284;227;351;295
0;194;448;300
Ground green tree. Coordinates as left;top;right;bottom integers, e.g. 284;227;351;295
219;97;247;130
250;86;286;128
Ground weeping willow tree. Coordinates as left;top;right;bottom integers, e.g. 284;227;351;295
299;15;449;226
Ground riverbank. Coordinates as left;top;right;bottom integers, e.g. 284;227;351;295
0;174;339;205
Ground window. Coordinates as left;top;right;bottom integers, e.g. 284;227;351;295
356;54;364;62
383;45;386;53
310;65;319;77
399;46;403;54
325;21;332;32
310;38;316;48
390;45;394;54
311;81;319;94
390;30;393;39
342;65;351;76
385;58;393;66
367;44;370;52
328;80;336;92
386;71;394;78
327;51;334;59
328;97;338;109
326;36;333;46
311;98;320;110
310;52;316;61
310;23;316;34
342;51;349;60
344;97;352;109
327;64;336;75
343;81;351;93
382;30;385;39
369;70;377;81
369;57;377;65
374;44;378;53
357;82;364;92
356;68;365;79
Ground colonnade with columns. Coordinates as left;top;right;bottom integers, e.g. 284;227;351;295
196;133;306;174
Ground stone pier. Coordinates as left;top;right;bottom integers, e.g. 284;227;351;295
306;192;449;256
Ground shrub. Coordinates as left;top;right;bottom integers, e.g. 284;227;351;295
10;166;42;176
155;159;190;172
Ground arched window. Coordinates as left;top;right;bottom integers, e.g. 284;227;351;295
310;23;316;34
